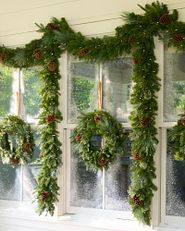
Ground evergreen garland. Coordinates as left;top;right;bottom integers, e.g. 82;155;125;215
0;0;184;225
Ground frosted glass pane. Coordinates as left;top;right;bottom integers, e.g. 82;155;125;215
166;130;185;216
68;58;97;123
0;64;12;117
23;130;40;201
23;165;38;201
164;50;185;122
102;58;132;122
105;135;131;210
23;67;41;124
0;162;21;200
70;146;103;208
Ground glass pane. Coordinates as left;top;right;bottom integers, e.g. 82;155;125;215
105;135;131;210
23;130;40;201
23;165;38;201
166;129;185;216
0;162;21;200
68;57;98;123
164;49;185;122
0;64;13;118
102;58;132;123
70;143;103;208
22;67;41;124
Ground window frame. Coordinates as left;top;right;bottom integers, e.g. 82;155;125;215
58;52;133;218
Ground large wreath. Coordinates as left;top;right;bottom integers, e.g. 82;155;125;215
72;110;126;171
169;115;185;162
0;115;34;165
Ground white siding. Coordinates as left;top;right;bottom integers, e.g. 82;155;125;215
0;0;184;46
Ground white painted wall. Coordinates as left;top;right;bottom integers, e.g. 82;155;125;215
0;0;185;46
1;1;185;231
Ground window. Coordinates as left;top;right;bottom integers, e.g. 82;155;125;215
62;55;133;217
0;66;41;203
161;46;185;227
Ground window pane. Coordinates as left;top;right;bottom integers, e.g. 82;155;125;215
0;64;13;117
0;163;21;201
102;58;132;123
164;49;185;122
22;67;41;124
166;129;185;216
23;130;40;201
105;135;131;210
68;58;98;123
70;141;103;208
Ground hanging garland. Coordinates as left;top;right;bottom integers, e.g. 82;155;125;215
0;0;184;225
169;115;185;162
72;110;126;171
0;115;34;165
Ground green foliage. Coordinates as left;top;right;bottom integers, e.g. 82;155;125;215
0;66;12;117
169;117;185;162
23;67;41;116
72;110;126;171
0;0;185;225
72;78;94;111
0;115;34;165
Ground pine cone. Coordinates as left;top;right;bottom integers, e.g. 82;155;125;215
133;58;139;64
45;114;56;122
41;191;49;201
180;117;185;126
47;62;57;72
0;53;6;62
32;49;42;60
172;33;184;42
133;195;143;206
97;155;107;166
79;48;89;57
22;142;32;152
132;152;141;160
159;14;171;25
94;115;101;123
47;23;59;30
75;134;81;143
9;157;20;165
140;117;150;128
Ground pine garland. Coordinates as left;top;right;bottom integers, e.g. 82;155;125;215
0;0;185;225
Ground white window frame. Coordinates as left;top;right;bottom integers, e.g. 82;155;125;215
153;39;185;229
58;52;134;220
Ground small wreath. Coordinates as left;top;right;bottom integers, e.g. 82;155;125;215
169;115;185;162
72;110;126;170
0;115;35;165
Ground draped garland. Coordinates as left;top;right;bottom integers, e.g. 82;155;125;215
0;0;184;225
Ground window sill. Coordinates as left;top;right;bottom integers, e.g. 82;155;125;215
0;201;152;231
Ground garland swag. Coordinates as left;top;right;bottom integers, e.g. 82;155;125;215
0;0;184;225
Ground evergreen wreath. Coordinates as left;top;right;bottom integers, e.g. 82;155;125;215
72;110;126;171
169;116;185;162
0;115;34;165
0;0;184;225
